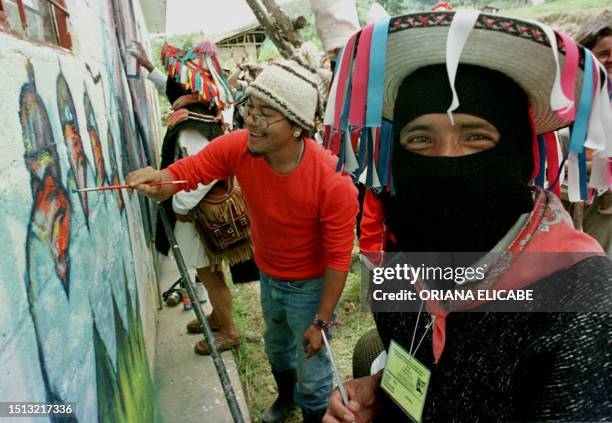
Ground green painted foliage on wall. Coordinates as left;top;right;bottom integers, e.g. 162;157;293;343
94;277;156;423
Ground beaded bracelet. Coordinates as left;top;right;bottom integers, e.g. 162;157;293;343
312;314;341;332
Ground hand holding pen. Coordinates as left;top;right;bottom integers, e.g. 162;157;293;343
322;331;383;423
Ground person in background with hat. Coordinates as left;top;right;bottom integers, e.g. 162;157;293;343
309;0;360;71
126;47;359;423
577;17;612;90
129;40;243;355
323;10;612;423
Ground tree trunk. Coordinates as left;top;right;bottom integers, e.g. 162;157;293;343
244;0;302;59
260;0;303;48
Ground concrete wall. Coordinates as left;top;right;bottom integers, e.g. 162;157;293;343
0;0;162;421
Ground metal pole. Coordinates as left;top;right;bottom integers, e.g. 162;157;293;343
150;239;164;311
158;205;245;423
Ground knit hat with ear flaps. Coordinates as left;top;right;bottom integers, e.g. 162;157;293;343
246;55;319;131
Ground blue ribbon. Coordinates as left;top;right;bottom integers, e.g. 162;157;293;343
365;17;390;128
357;128;369;176
568;47;594;153
195;70;202;93
578;151;588;200
180;50;198;63
336;131;347;172
339;50;356;135
567;47;595;199
548;153;569;193
366;130;374;186
377;120;394;186
535;135;547;188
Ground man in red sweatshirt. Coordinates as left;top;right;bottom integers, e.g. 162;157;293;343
126;52;359;423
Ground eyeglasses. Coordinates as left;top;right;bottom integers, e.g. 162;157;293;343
238;103;286;129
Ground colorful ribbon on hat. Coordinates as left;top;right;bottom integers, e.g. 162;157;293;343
523;23;610;201
538;23;574;116
555;30;579;122
324;16;392;187
160;43;233;109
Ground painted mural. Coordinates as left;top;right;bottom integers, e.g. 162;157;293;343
0;0;160;421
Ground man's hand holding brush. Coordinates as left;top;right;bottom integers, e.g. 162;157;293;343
126;167;178;201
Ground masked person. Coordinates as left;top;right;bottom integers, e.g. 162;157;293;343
323;10;612;422
126;48;359;423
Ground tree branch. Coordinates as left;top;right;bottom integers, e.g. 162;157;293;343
244;0;296;58
260;0;303;48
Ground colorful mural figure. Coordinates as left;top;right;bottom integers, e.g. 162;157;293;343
57;70;90;226
19;60;73;410
21;61;71;291
84;89;109;187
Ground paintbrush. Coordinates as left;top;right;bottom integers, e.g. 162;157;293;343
72;180;188;193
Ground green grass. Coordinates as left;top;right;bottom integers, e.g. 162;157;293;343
502;0;612;18
229;252;375;422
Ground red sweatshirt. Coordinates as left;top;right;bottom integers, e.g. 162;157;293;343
165;130;359;280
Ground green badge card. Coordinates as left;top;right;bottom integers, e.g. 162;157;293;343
381;340;431;423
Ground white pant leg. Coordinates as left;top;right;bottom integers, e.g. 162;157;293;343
174;221;210;269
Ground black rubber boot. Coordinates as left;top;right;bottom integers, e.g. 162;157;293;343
301;407;326;423
262;369;297;423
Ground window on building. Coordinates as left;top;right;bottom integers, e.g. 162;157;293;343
0;0;72;49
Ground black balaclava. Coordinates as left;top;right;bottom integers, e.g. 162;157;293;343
385;64;534;252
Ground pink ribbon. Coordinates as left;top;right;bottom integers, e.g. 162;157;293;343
544;132;561;197
555;30;579;122
348;24;375;131
333;32;358;132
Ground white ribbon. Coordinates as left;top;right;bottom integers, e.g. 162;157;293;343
180;64;188;85
344;131;360;173
324;48;344;126
585;58;605;152
567;152;581;202
556;136;566;189
445;9;480;124
586;58;612;191
530;20;574;114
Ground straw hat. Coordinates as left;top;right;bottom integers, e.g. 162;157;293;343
381;12;592;134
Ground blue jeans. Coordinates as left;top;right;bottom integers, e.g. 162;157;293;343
260;272;334;411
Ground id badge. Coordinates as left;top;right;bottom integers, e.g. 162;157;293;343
381;340;431;423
